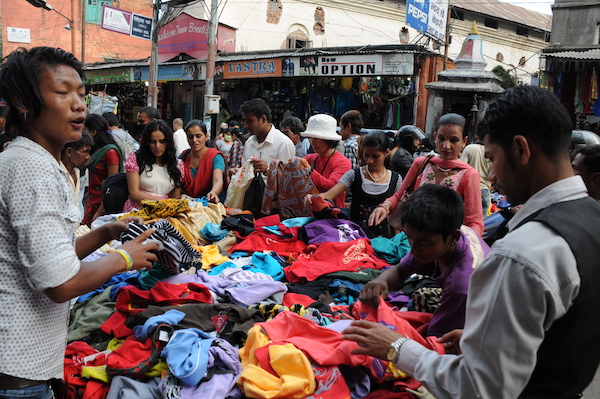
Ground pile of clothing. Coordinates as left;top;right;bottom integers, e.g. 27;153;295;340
65;198;441;399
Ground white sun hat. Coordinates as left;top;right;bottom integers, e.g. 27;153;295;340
301;114;342;141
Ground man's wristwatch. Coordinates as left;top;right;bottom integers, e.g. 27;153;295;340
386;337;409;363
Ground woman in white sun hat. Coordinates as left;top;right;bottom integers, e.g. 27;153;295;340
302;114;352;207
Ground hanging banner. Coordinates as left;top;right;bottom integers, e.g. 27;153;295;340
223;59;282;79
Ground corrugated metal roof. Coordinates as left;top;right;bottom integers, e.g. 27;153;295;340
83;45;436;70
543;48;600;60
451;0;552;32
216;44;432;61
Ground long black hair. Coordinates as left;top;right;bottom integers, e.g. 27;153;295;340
136;119;181;187
85;113;119;153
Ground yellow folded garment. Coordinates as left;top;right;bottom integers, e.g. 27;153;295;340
198;245;230;269
81;366;110;384
238;326;315;398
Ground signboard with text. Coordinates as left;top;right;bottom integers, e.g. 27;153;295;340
313;55;384;77
223;59;282;79
102;6;132;35
131;14;152;40
406;0;448;43
84;67;131;84
7;27;31;43
157;13;236;62
383;54;414;75
101;5;152;40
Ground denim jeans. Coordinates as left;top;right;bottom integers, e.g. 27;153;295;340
0;383;53;399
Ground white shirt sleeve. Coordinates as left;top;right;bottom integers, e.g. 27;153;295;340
396;223;579;399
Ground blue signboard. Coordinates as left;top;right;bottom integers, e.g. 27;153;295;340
136;65;184;81
406;0;429;34
131;13;152;40
406;0;448;42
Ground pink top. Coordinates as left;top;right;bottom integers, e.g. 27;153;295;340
305;150;352;208
385;156;484;236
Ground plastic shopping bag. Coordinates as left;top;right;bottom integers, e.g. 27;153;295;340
224;158;255;208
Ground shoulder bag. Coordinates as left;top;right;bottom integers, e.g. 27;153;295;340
388;154;434;231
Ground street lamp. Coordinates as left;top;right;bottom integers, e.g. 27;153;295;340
26;0;76;56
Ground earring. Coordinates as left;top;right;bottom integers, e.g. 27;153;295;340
451;241;455;246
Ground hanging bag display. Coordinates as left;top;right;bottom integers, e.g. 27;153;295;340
388;155;434;231
224;158;255;209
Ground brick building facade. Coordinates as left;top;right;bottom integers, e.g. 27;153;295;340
1;0;152;63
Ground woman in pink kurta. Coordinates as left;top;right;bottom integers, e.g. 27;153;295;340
301;114;352;208
370;114;484;236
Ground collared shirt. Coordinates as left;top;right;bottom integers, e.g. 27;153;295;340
242;124;295;165
295;140;307;158
60;163;84;222
396;176;586;399
173;128;190;157
460;143;492;191
0;136;81;380
343;135;360;169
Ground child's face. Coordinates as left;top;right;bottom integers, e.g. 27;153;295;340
29;65;86;152
404;224;455;265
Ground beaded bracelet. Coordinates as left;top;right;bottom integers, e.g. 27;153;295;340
114;249;133;272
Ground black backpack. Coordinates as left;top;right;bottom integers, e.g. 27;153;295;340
102;172;129;214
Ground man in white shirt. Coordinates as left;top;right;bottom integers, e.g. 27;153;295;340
172;118;190;157
342;86;600;399
239;98;294;174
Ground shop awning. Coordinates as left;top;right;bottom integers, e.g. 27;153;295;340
543;48;600;61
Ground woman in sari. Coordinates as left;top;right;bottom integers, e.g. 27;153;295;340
180;119;225;203
369;113;484;236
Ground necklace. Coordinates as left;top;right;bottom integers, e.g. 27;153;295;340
315;149;335;175
366;166;387;182
436;165;455;177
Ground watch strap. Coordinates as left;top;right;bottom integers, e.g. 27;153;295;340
390;337;408;363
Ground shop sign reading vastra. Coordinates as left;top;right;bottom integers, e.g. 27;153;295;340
224;59;282;79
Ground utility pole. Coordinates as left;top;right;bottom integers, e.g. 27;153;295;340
204;0;219;111
81;0;86;63
148;0;160;107
443;5;451;71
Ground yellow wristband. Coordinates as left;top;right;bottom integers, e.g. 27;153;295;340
115;249;133;272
